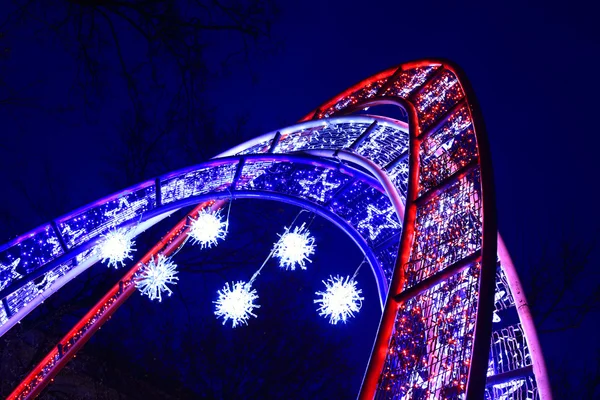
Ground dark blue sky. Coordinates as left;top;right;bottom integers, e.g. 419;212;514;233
1;0;599;397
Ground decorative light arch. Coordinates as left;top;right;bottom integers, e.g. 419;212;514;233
0;60;551;399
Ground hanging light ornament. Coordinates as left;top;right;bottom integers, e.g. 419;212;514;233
272;223;316;270
213;211;314;328
136;254;179;302
188;208;228;249
98;228;136;269
315;275;364;324
214;281;260;328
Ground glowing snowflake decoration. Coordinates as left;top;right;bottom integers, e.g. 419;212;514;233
315;275;364;324
272;223;316;270
214;281;260;328
98;228;136;268
136;254;179;302
188;209;228;249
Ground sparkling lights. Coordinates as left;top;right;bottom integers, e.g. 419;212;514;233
356;204;401;241
414;69;465;131
98;228;136;269
378;266;479;397
0;258;21;292
491;379;524;399
315;275;364;324
2;62;535;400
272;223;316;270
188;209;228;249
297;169;340;203
214;281;260;328
136;254;179;302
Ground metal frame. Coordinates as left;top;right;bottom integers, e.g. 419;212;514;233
4;151;404;398
497;234;552;399
300;80;497;400
0;152;392;303
7;201;223;399
301;59;547;399
1;59;551;400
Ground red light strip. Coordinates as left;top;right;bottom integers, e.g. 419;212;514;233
8;59;551;400
8;200;224;400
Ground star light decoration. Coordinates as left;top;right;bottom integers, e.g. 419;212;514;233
187;208;228;249
135;254;179;302
315;275;364;324
272;223;316;270
98;228;136;269
214;281;260;328
356;204;401;241
297;170;340;203
0;258;22;292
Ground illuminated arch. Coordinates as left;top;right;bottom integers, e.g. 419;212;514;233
0;60;551;399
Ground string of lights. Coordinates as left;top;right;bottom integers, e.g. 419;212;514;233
2;60;549;400
214;209;323;328
6;201;222;400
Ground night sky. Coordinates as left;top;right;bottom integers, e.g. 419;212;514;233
1;0;599;398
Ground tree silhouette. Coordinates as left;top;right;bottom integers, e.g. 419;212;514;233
524;228;600;398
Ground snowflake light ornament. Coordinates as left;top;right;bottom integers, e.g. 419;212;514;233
315;275;364;324
272;223;316;270
98;228;136;268
188;208;228;249
136;254;178;302
214;281;260;328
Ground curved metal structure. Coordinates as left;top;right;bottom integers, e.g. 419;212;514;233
0;60;551;399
